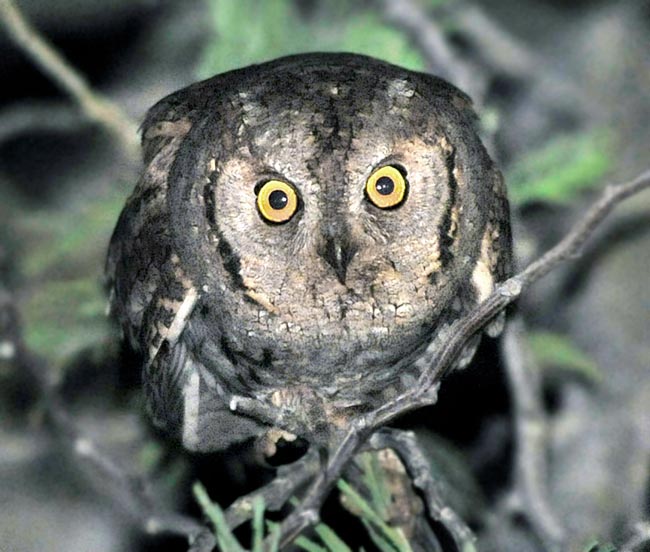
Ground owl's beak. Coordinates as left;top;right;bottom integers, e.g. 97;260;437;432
321;236;357;285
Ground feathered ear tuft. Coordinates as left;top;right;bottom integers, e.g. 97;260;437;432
141;118;192;164
138;75;221;163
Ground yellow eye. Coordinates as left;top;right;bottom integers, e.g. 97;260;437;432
256;180;299;223
365;165;407;209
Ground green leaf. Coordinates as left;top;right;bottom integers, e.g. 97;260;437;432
266;520;282;552
461;542;478;552
361;519;400;552
198;0;308;77
528;331;601;382
289;495;356;551
314;523;354;552
295;536;329;552
193;482;246;552
337;479;412;552
22;277;111;364
252;496;265;552
136;440;164;472
359;452;392;520
507;130;614;206
14;186;128;363
337;13;425;71
581;540;617;552
18;189;127;279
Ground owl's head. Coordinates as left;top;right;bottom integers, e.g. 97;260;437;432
143;53;510;403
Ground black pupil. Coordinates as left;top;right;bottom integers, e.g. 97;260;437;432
269;189;288;210
375;176;395;196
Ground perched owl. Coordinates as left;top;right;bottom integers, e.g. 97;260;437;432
106;53;511;453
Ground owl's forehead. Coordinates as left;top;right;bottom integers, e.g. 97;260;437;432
223;71;437;162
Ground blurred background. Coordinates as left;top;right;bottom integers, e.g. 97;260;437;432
0;0;649;551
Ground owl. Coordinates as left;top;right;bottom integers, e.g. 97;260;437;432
106;53;511;453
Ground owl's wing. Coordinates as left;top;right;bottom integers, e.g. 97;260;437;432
106;102;196;359
107;93;264;451
106;96;203;433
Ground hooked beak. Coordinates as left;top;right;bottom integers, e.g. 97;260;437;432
320;235;357;285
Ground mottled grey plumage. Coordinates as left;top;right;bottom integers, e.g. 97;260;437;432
106;53;511;452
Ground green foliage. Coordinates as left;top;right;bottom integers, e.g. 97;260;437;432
295;537;329;552
264;520;282;552
193;482;349;552
194;454;423;552
582;539;617;552
193;482;247;552
11;187;128;364
296;524;353;552
507;130;614;206
18;191;125;279
198;0;425;78
528;331;602;382
358;452;393;522
336;13;424;72
22;277;110;363
338;479;413;552
252;496;265;552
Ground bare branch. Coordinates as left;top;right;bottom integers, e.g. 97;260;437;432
225;449;319;529
0;101;88;144
620;521;650;552
368;428;476;551
377;0;488;105
502;316;565;546
0;0;139;155
447;3;588;107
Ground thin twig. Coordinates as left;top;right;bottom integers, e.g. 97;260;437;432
620;521;650;552
368;428;476;551
502;316;565;547
377;0;488;105
0;101;88;143
225;448;319;529
447;2;589;109
267;169;650;549
0;0;139;155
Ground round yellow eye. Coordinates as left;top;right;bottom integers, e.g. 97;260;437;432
256;180;298;223
365;165;407;209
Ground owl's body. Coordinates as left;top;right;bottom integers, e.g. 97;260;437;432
107;53;511;452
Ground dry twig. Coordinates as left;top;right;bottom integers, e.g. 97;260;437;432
502;316;565;547
0;0;139;156
224;448;319;529
368;428;475;551
0;101;89;144
620;521;650;552
377;0;488;104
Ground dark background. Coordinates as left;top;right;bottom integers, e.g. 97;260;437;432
1;1;649;551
